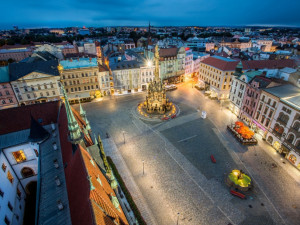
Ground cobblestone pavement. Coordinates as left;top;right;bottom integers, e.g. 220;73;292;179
75;82;300;225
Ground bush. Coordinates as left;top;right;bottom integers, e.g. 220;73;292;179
107;156;147;225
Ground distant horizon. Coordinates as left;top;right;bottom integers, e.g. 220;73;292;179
1;24;300;31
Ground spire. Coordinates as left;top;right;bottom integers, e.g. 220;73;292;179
79;99;91;131
94;134;98;145
62;86;84;144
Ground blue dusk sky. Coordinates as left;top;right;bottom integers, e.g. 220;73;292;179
1;0;299;29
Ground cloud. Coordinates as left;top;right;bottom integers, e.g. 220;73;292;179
0;0;299;29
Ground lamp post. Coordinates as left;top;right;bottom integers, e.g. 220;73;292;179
176;212;180;225
122;131;125;144
142;160;145;175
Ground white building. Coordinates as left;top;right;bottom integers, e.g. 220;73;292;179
185;48;193;78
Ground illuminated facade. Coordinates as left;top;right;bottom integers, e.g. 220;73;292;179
59;58;101;102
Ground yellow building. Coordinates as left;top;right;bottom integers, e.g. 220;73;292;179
59;58;101;103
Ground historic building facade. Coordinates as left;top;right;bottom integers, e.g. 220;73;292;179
229;71;262;116
9;60;61;106
59;58;101;102
158;47;185;84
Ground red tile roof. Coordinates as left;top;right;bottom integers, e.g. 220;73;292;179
201;57;297;71
58;104;129;225
159;48;178;57
0;101;60;135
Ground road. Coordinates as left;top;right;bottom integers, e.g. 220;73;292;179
76;82;300;225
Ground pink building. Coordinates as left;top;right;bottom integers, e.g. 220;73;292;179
0;66;18;109
239;76;276;126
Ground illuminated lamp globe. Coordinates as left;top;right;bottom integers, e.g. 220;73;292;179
146;60;153;67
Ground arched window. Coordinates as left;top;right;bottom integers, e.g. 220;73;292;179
267;136;273;144
274;123;284;135
287;134;295;144
293;121;300;131
21;167;35;178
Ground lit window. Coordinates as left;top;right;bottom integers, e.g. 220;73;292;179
2;163;7;172
7;171;14;184
12;150;26;163
17;188;21;198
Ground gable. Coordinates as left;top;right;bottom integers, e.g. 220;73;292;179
19;72;54;80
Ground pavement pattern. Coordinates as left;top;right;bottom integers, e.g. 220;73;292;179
75;82;300;225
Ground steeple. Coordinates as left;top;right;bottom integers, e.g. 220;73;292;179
79;99;91;131
62;86;84;144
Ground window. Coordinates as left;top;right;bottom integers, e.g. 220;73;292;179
40;93;43;97
17;188;21;198
2;100;6;104
52;91;56;95
2;163;7;172
9;99;13;103
27;94;31;99
264;106;269;114
0;188;3;197
44;84;47;89
261;95;265;102
38;85;41;90
12;150;26;163
265;119;270;127
4;216;10;225
50;83;54;88
21;167;35;178
7;171;14;184
269;110;274;118
256;112;260;120
6;91;9;95
8;201;13;211
287;134;295;144
34;149;39;157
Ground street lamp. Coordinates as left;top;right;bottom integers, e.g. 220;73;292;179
146;60;152;67
122;131;125;144
142;160;145;175
176;212;180;225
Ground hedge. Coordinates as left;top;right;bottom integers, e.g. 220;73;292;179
107;156;147;225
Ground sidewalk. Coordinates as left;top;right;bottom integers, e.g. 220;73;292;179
195;88;300;184
102;138;158;225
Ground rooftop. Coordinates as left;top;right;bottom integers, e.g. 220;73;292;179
0;101;60;135
282;95;300;111
212;55;235;62
60;57;98;70
9;59;59;81
0;66;9;83
37;125;72;225
263;84;300;99
201;57;297;71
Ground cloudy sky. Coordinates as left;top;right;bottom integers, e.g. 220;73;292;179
1;0;299;29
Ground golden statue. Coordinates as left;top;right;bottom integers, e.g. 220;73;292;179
143;45;171;114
